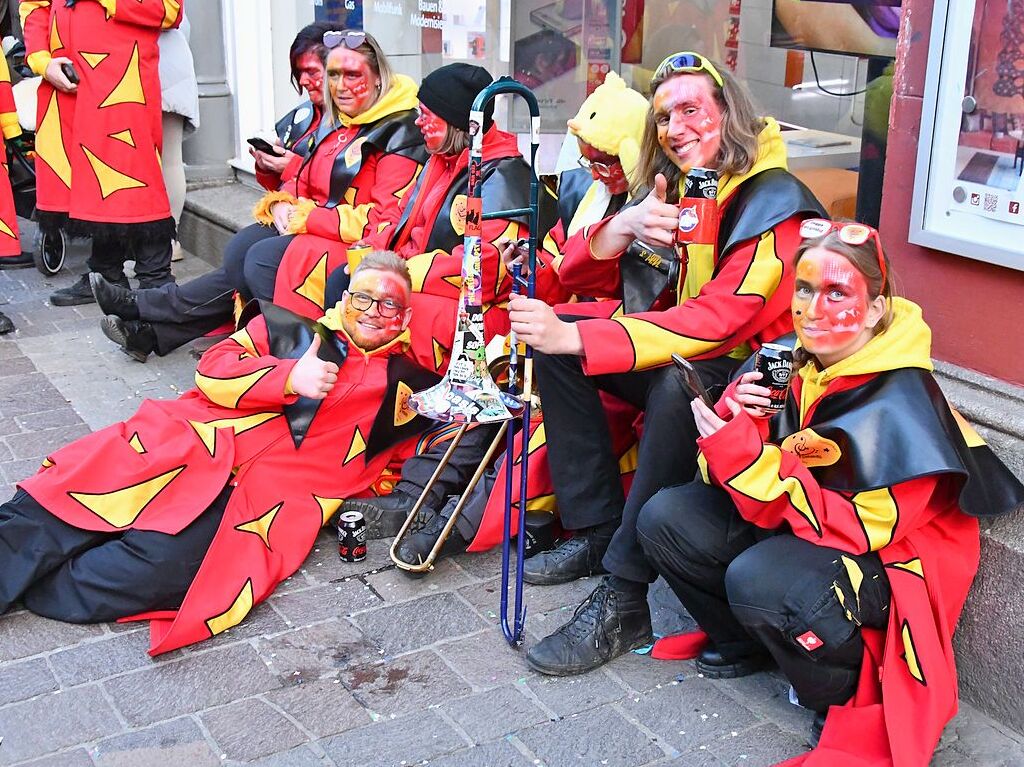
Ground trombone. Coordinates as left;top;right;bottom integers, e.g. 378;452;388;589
392;77;541;647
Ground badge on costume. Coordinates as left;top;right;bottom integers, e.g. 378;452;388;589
796;630;824;652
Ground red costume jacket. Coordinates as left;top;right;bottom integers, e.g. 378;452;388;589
697;299;1023;767
0;51;22;259
558;120;821;376
20;308;430;655
22;0;181;233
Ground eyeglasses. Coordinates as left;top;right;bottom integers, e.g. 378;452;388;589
577;156;619;175
323;30;366;50
653;52;724;89
346;290;405;318
799;218;887;288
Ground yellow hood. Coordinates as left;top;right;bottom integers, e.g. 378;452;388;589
335;73;419;128
797;297;933;399
567;72;649;184
714;117;788;205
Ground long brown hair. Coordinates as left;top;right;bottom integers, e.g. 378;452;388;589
791;228;897;368
434;124;471;156
632;62;764;200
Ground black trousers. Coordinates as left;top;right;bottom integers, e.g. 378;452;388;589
0;487;229;623
637;481;891;712
535;329;738;583
138;224;293;355
88;233;174;289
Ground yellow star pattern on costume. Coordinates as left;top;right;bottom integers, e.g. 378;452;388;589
68;465;186;528
36;92;72;189
235;503;283;550
80;52;110;69
887;558;925;578
195;366;274;409
432;338;445;371
188;412;281;457
81;146;147;199
205;578;254;636
901;620;926;685
314;495;345;526
0;216;16;239
100;43;146;108
128;432;147;454
293;252;329;305
50;15;62;51
109;129;136;148
394;382;416;426
344;427;367;465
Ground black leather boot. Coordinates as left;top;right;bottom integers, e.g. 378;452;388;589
90;273;139;320
339;490;436;540
100;316;157;362
394;505;468;573
522;531;609;586
52;272;129;307
694;645;772;679
526;577;653;676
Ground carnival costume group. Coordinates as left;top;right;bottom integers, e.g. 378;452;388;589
0;14;1022;767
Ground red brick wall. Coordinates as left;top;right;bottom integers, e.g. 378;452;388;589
881;0;1024;385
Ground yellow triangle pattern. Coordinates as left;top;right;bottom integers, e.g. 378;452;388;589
235;503;283;550
81;52;109;69
188;420;219;457
527;422;546;455
99;43;145;108
49;16;62;52
36;92;72;189
69;465;186;528
41;457;55;469
901;620;926;684
109;129;136;148
190;412;281;456
393;381;416;426
81;146;147;199
344;427;366;465
432;338;445;371
314;495;345;527
0;217;15;239
128;432;147;454
194;366;274;409
294;252;329;305
205;579;254;636
888;558;925;578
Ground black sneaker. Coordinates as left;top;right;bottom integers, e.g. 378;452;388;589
340;490;436;540
694;645;772;679
394;505;468;572
100;316;157;362
0;310;13;335
526;578;653;676
809;711;827;748
522;534;608;586
51;274;97;307
90;273;139;320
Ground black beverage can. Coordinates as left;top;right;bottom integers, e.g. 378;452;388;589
337;510;367;562
677;167;719;256
754;343;794;413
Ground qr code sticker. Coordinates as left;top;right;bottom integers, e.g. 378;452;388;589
984;194;998;212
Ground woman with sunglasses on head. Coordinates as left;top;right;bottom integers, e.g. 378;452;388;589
636;222;1023;765
94;29;426;363
512;52;824;676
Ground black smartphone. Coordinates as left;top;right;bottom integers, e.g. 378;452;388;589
672;353;713;407
61;62;79;85
247;137;283;155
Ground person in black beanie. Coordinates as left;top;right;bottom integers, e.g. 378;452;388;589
332;63;535;559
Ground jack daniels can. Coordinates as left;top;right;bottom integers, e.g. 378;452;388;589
337;510;368;562
754;343;794;413
676;167;719;257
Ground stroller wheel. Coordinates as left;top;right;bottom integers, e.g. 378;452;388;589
35;229;67;275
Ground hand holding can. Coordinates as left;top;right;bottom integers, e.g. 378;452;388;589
754;343;794;413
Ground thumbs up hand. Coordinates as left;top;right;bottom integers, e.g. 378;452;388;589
620;172;680;248
287;335;340;400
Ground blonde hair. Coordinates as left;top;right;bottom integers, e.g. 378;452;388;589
323;31;395;125
633;61;764;200
351;250;412;293
433;123;471;156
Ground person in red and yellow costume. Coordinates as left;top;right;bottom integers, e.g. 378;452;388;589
20;0;184;306
636;222;1024;764
92;29;425;362
0;251;442;655
0;48;29;271
512;52;824;676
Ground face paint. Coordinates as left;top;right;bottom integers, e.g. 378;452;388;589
415;102;449;153
327;48;379;118
792;248;875;367
295;52;326;108
342;269;411;351
578;141;629;194
652;74;723;171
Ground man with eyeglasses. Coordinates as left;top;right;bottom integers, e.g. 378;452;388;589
509;52;825;676
0;251;443;655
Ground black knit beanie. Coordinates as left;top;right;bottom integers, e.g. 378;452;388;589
418;63;495;133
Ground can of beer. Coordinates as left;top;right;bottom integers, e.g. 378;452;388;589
337;511;367;562
755;343;794;413
676;167;719;256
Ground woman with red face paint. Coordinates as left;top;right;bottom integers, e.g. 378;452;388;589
252;22;335;192
517;52;825;678
94;30;426;363
636;223;1023;765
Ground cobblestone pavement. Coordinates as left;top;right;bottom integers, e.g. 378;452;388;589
2;240;1024;766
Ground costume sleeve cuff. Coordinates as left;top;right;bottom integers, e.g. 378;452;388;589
1;113;22;140
252;190;297;226
27;51;52;78
286;198;317;235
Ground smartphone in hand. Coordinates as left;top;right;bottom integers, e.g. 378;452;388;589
61;62;79;85
247;137;284;155
671;353;713;407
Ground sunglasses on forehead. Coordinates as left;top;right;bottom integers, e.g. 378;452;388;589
323;29;367;50
653;52;724;88
799;218;887;288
